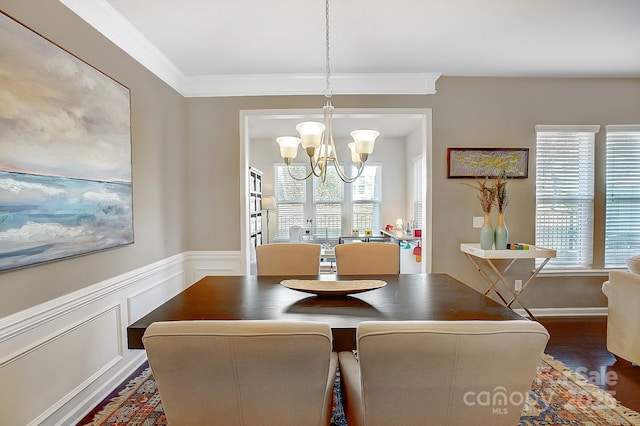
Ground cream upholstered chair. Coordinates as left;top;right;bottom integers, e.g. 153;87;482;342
335;242;399;275
602;268;640;365
338;320;549;426
142;320;338;426
256;243;321;276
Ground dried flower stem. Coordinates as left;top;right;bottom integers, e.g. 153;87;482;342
495;172;509;213
463;177;496;214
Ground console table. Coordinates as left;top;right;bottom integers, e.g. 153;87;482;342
460;243;556;319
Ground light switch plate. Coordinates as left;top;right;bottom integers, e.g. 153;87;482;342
472;216;484;228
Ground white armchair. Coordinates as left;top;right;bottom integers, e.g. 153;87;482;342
338;320;549;426
602;268;640;365
143;320;337;425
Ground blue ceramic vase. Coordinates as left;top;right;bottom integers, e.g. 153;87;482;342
494;213;508;250
480;214;494;250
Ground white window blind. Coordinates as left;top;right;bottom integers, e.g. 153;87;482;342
351;165;382;232
313;167;344;238
535;125;599;268
274;164;306;240
605;125;640;268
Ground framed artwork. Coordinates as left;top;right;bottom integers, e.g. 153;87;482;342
0;12;133;271
447;148;529;179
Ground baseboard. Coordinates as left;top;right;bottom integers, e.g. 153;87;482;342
53;351;148;426
513;307;608;317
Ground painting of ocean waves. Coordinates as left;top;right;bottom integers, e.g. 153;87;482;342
0;172;133;271
1;12;133;271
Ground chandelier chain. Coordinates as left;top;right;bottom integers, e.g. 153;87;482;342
324;0;331;98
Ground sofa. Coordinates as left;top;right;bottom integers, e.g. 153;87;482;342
602;256;640;365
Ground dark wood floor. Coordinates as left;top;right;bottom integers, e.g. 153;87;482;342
76;316;640;424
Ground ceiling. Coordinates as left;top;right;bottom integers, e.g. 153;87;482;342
62;0;640;98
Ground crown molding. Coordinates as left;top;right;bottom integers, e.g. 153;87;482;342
181;73;441;97
59;0;185;92
60;0;440;97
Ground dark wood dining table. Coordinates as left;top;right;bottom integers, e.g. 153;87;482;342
127;273;525;352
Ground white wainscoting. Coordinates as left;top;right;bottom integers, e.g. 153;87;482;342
0;250;243;426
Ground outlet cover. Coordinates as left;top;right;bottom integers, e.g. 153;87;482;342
472;216;484;228
515;280;523;291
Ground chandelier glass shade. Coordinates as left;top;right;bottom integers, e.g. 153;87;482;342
275;0;379;183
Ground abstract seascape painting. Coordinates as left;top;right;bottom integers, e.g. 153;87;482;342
0;12;133;271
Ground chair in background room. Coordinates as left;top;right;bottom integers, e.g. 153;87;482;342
338;320;549;426
256;243;321;276
143;320;338;426
334;242;399;275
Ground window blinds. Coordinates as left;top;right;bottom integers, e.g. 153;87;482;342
274;163;382;242
274;164;306;240
605;126;640;268
535;126;599;268
351;165;381;232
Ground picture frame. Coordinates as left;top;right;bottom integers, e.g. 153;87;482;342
0;12;133;271
447;148;529;178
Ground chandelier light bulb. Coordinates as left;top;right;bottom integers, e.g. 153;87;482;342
296;122;325;150
351;129;379;155
348;142;361;164
276;136;301;160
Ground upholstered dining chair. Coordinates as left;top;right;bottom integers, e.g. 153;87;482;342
256;243;321;276
338;320;549;426
334;242;400;275
142;320;338;426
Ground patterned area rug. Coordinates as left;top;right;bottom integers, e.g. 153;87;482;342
81;354;640;425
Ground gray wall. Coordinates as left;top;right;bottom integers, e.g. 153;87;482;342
0;0;188;317
2;0;640;317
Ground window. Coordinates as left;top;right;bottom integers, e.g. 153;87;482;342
351;164;382;233
274;164;305;240
274;163;382;242
535;125;600;268
413;157;423;230
605;125;640;268
313;167;343;239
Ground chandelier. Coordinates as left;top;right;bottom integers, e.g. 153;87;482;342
275;0;379;183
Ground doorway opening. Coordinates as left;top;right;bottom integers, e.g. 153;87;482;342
240;108;433;274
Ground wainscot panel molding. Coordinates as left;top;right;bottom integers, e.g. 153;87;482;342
184;250;244;283
0;250;242;425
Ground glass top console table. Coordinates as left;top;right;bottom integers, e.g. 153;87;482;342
460;243;556;320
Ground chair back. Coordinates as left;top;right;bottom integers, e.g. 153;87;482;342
143;320;337;426
256;243;321;276
339;320;549;426
335;242;399;275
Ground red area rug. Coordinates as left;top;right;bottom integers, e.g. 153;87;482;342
81;355;640;425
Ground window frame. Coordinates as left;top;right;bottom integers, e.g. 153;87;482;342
534;125;600;269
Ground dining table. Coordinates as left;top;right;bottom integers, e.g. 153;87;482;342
127;273;525;352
